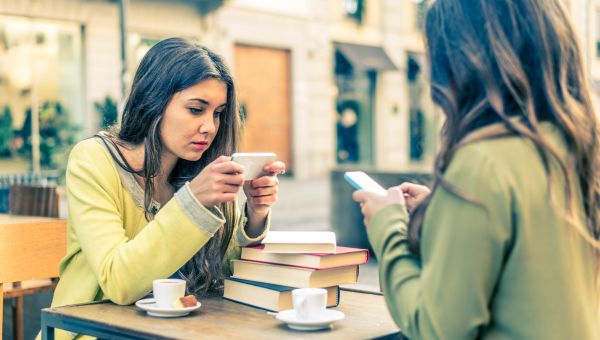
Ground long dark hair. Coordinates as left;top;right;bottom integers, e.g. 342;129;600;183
409;0;600;256
100;37;241;296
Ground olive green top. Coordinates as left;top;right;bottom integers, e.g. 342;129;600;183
367;123;599;339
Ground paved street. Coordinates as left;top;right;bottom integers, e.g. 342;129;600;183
270;176;331;231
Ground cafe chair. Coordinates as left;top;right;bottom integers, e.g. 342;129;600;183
0;217;66;340
9;185;59;218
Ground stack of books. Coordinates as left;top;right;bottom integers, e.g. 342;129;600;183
224;231;369;312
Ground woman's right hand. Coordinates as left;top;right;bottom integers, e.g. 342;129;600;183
188;156;245;207
399;182;431;213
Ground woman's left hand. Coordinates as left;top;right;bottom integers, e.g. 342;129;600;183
352;186;405;226
243;161;286;216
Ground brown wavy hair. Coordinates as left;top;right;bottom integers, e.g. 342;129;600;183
100;37;241;296
408;0;600;260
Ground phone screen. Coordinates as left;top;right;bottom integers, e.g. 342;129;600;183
344;171;387;195
231;152;276;179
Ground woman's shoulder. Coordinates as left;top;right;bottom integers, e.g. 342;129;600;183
455;122;566;162
71;136;105;154
65;136;126;196
447;125;568;200
68;136;116;171
448;137;528;188
443;136;525;197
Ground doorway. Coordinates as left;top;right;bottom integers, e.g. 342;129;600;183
233;44;293;173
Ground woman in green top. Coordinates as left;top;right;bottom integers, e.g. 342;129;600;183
353;0;600;339
48;38;285;339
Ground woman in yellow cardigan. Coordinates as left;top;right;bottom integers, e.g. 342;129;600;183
353;0;599;339
47;37;284;339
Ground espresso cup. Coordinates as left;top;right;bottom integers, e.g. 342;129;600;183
152;279;186;308
291;288;327;320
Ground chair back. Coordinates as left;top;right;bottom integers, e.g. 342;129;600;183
0;217;67;335
9;185;59;217
0;172;60;215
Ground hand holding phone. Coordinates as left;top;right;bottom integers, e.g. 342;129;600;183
344;171;387;195
231;152;277;180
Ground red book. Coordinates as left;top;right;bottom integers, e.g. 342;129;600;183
240;245;369;270
231;260;359;288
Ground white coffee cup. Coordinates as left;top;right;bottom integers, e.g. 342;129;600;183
292;288;327;320
152;279;186;308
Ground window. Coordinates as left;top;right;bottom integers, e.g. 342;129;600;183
343;0;365;24
0;15;83;169
126;34;160;88
596;9;600;58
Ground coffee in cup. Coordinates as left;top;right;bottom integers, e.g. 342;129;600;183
291;288;327;320
152;279;186;308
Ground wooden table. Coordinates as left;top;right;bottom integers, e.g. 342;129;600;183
41;289;400;339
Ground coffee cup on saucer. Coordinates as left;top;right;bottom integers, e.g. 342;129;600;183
152;279;186;308
291;288;327;320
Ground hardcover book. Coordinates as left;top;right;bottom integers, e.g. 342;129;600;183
261;231;336;253
223;277;340;312
241;245;369;269
231;260;359;288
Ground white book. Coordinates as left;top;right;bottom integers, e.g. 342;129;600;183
261;231;337;253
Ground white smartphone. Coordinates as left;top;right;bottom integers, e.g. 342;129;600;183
231;152;277;180
344;171;387;195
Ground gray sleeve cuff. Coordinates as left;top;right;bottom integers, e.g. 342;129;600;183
235;203;270;246
173;182;225;236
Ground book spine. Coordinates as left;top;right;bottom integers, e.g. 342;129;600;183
223;289;340;312
223;294;340;312
240;258;368;270
240;250;370;270
239;259;322;270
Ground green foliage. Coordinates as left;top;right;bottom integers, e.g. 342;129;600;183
94;96;118;129
0;106;13;157
19;101;79;169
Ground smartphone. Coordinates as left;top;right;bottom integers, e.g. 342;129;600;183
231;152;277;180
344;171;387;195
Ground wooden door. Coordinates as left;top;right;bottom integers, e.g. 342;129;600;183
234;44;292;172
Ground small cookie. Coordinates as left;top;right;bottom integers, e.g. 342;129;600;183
178;295;198;307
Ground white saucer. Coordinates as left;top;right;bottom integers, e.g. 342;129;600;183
135;298;201;317
276;309;345;331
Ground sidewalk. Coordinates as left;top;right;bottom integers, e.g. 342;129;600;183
270;177;330;231
269;176;380;292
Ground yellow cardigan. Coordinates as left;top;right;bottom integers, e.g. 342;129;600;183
367;123;599;339
48;137;269;339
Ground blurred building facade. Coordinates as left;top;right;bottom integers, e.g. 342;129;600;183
566;0;600;100
0;0;438;178
578;0;600;98
2;0;597;179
